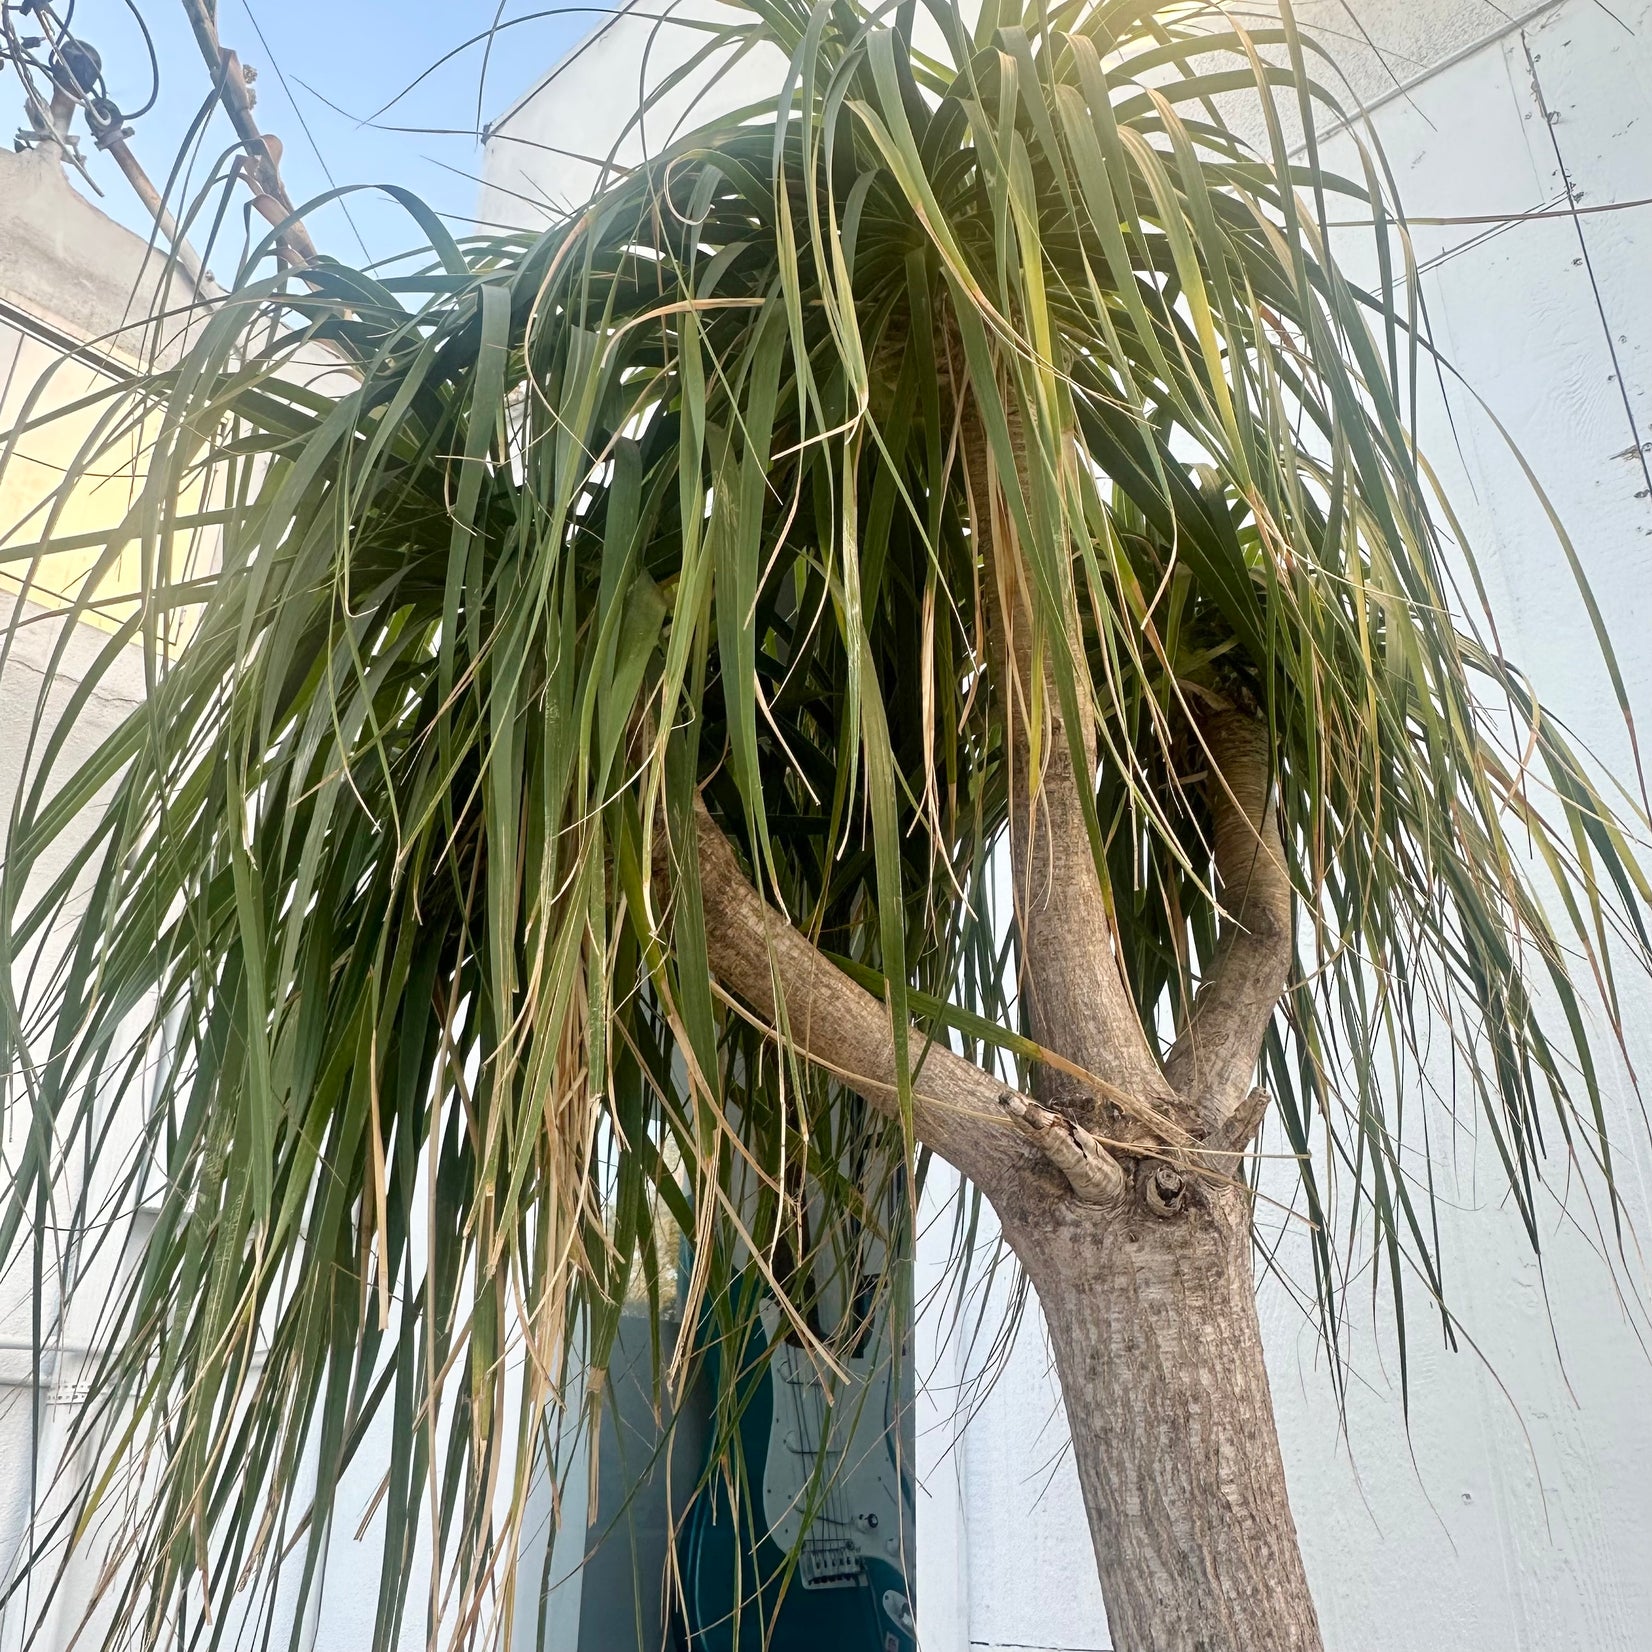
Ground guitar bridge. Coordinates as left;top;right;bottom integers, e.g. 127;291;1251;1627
798;1537;863;1590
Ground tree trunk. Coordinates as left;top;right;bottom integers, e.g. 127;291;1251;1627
956;373;1321;1649
692;771;1325;1649
1005;1187;1322;1652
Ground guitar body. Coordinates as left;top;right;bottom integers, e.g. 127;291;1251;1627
679;1286;916;1652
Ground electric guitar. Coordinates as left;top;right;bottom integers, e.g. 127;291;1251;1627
678;1276;916;1652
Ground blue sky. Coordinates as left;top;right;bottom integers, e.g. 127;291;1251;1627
43;0;600;269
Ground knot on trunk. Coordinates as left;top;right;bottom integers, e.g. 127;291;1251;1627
1139;1161;1188;1218
998;1085;1274;1217
1200;1084;1271;1165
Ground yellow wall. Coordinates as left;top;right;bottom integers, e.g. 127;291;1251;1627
1;307;211;643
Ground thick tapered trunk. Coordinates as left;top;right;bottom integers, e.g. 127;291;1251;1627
1007;1191;1322;1652
956;381;1320;1649
688;786;1324;1648
692;778;1324;1648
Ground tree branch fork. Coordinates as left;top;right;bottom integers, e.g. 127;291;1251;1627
667;359;1293;1223
670;700;1292;1224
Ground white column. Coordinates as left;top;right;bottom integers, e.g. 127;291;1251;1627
913;1161;971;1652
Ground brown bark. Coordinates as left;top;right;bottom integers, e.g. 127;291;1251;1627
1010;1192;1320;1652
953;385;1319;1650
1164;711;1294;1129
684;782;1321;1649
678;799;1068;1208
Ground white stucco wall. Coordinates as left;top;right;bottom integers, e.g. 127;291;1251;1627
484;4;1652;1650
943;9;1652;1648
1269;9;1652;1644
931;7;1652;1647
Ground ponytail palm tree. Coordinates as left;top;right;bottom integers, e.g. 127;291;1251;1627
4;1;1649;1646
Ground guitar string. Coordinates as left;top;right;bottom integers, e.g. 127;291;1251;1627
833;1155;886;1608
780;1212;829;1591
787;1212;852;1590
829;1192;865;1575
796;1225;843;1579
799;1164;849;1584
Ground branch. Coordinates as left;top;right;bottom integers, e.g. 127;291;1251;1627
997;1092;1127;1207
1190;1085;1271;1178
676;799;1108;1205
1165;712;1293;1133
958;393;1175;1128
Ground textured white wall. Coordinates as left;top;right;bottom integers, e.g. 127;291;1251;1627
480;0;789;227
484;4;1652;1649
1270;7;1652;1646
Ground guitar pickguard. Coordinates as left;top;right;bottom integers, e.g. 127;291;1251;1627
757;1309;913;1593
